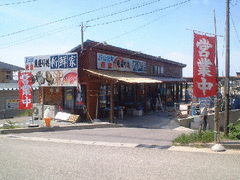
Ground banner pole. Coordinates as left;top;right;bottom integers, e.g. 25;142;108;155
224;0;230;136
213;9;220;144
42;86;44;120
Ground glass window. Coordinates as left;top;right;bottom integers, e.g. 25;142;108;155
154;65;158;74
6;71;12;80
99;84;111;108
158;66;161;74
161;67;164;74
64;87;74;109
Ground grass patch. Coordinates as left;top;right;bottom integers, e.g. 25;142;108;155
0;120;20;129
0;125;20;129
17;109;33;117
172;131;215;146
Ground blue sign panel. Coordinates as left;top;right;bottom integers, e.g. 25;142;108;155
50;56;58;69
68;54;78;68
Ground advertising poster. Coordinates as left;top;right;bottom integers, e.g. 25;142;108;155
97;53;146;73
6;99;20;109
25;52;78;87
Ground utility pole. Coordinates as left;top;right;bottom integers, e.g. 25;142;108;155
224;0;230;135
213;9;220;144
81;22;84;53
212;9;226;152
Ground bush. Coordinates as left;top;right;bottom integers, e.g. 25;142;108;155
227;122;240;140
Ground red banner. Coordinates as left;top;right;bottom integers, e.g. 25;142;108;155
193;33;217;97
18;72;32;109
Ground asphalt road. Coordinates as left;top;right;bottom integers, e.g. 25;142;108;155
9;127;192;146
1;128;240;179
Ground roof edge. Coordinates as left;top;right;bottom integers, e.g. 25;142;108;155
69;40;187;68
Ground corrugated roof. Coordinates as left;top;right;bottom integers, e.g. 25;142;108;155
0;83;39;91
84;69;186;84
0;61;24;71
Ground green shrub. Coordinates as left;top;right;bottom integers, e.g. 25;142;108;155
227;122;240;140
172;131;214;145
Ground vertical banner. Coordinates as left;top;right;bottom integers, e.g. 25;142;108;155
76;82;84;106
193;33;217;97
18;72;32;109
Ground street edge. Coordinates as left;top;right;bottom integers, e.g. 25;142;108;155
0;123;123;134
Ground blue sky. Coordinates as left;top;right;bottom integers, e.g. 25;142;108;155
0;0;239;77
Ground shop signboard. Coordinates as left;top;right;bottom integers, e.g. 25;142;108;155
97;53;146;73
18;72;32;109
25;52;78;87
193;33;217;98
6;99;20;109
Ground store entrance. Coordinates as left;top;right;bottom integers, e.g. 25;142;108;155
98;84;146;118
63;85;86;117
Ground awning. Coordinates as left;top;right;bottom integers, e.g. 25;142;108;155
150;76;186;83
0;83;39;91
84;69;186;84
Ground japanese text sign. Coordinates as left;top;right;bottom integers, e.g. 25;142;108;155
193;33;217;97
18;72;32;109
97;53;146;73
25;53;78;87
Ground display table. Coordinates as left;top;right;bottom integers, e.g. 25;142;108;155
105;106;124;119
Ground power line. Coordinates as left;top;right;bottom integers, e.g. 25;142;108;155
0;0;37;6
110;4;187;40
230;13;240;45
0;0;131;38
0;25;78;49
0;0;190;49
92;3;188;49
89;0;190;28
87;0;161;23
231;0;239;6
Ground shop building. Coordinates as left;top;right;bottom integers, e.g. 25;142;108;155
37;40;186;122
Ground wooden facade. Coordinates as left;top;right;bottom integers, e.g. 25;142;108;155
41;40;186;122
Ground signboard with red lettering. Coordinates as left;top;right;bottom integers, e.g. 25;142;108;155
97;53;146;73
18;72;32;109
193;33;217;97
25;52;78;87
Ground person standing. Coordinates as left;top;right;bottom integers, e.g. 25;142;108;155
150;90;158;112
201;101;209;131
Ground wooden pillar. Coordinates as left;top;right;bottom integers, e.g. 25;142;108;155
110;83;114;123
73;87;76;114
136;84;140;106
185;82;188;102
172;83;175;102
144;84;148;112
180;83;183;100
86;75;91;120
165;83;168;107
176;83;180;103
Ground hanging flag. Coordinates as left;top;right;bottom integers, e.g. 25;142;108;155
76;81;84;105
193;33;217;97
18;72;32;109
